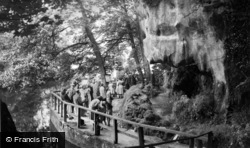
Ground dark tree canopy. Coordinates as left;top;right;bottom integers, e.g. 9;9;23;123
0;0;68;36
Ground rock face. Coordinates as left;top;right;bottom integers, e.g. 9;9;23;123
1;99;17;132
136;0;250;115
119;85;161;127
137;0;226;82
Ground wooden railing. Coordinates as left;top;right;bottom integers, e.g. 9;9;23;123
50;91;213;148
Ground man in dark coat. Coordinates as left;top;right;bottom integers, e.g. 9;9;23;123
61;88;72;103
129;74;137;86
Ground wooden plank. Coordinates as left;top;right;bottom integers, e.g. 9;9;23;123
113;119;118;144
189;138;194;148
137;127;144;146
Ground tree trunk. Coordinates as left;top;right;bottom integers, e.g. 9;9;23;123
77;0;106;86
126;21;145;86
136;18;151;85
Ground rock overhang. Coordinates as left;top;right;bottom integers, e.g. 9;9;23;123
137;0;227;83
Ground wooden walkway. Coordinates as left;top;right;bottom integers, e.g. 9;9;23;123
50;91;214;148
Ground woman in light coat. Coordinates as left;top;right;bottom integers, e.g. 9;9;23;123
117;79;124;98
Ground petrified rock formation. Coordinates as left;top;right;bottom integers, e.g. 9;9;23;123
136;0;250;116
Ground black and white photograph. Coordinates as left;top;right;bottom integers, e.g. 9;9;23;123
0;0;250;148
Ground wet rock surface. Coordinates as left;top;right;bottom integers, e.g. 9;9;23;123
118;85;162;128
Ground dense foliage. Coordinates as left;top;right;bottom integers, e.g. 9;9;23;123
0;0;250;147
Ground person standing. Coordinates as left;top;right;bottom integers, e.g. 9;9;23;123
99;83;106;99
61;88;72;103
106;88;113;126
93;81;100;98
79;86;88;107
72;90;81;116
61;88;73;119
129;74;137;86
108;81;115;97
66;81;78;115
87;84;94;101
117;79;124;98
124;74;130;90
115;79;119;97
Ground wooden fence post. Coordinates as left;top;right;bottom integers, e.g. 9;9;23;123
94;113;100;136
196;139;203;148
54;97;57;110
113;119;118;144
189;138;194;148
61;101;63;117
207;132;213;148
78;108;85;128
64;104;67;122
77;107;80;128
138;127;144;146
58;99;60;114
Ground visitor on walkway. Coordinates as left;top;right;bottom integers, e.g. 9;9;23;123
66;81;79;115
93;81;100;98
66;81;77;100
78;86;89;117
79;85;89;107
98;100;107;126
124;74;130;90
106;88;113;126
108;81;115;97
99;83;106;99
128;73;137;87
115;79;119;97
117;78;124;98
61;88;74;119
61;88;72;103
89;96;103;120
87;84;94;101
72;90;81;116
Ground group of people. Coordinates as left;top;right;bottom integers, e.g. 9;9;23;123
60;75;138;126
60;80;113;126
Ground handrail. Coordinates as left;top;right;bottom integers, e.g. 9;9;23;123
50;92;208;141
125;132;213;148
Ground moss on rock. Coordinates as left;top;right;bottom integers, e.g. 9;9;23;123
118;85;160;128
